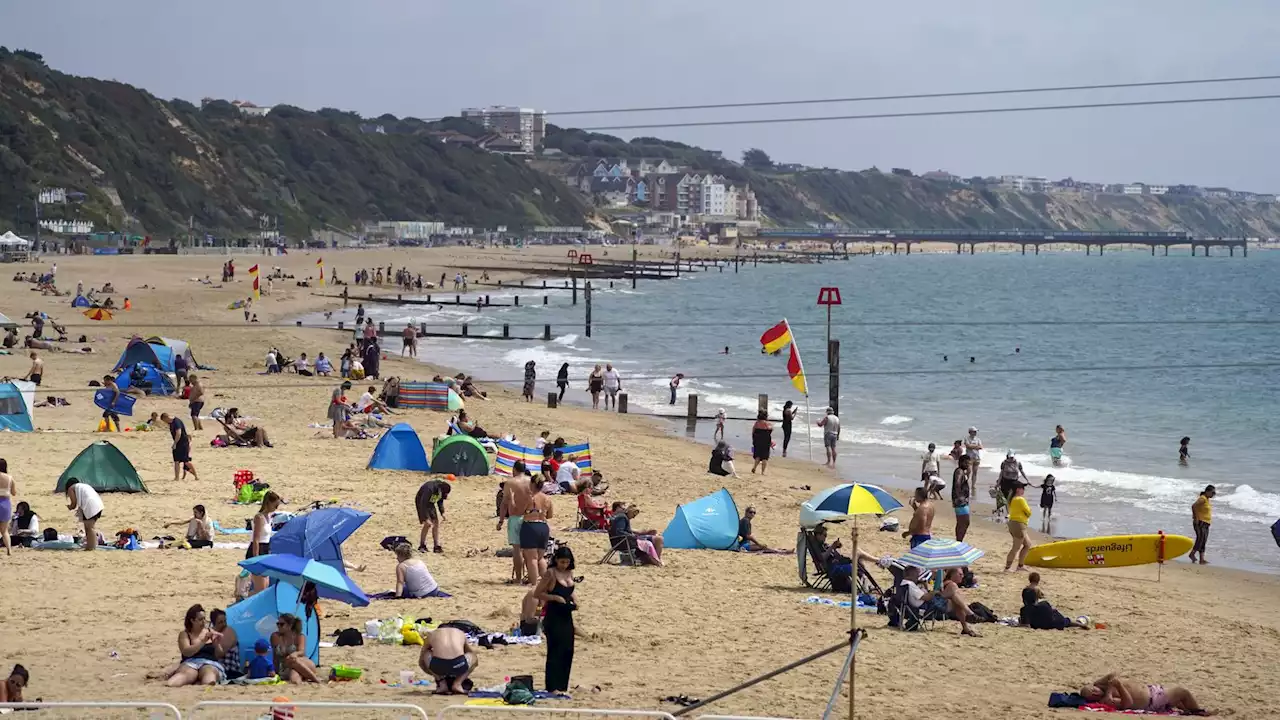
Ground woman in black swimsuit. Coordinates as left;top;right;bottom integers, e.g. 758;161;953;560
781;401;797;457
166;604;226;687
586;364;604;410
556;363;570;402
535;546;579;693
750;411;773;475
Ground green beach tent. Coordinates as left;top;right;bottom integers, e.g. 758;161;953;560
430;434;491;477
55;441;149;493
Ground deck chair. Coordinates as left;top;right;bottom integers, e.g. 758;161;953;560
446;419;497;452
887;579;941;631
599;522;640;566
576;493;611;531
797;528;833;591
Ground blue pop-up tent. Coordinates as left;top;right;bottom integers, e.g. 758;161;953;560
114;337;176;372
115;362;175;395
0;380;36;432
367;422;430;471
663;488;741;550
224;582;319;671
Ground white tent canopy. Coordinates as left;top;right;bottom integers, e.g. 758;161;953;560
0;231;30;248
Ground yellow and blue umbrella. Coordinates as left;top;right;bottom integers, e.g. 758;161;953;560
800;482;904;528
899;538;984;570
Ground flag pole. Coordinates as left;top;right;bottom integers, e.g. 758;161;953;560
786;318;813;462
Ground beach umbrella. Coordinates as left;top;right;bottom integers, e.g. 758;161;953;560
898;538;985;570
800;482;904;528
271;508;369;604
83;307;113;321
239;553;369;607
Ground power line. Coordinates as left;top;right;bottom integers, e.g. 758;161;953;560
577;93;1280;132
30;361;1280;395
549;73;1280;116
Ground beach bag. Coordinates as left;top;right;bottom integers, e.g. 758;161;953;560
504;675;535;705
966;602;998;623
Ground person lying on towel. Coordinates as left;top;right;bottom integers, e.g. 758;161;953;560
1080;674;1208;715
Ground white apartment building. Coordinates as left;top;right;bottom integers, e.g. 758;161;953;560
460;106;546;152
1123;184;1145;195
1147;185;1169;196
698;175;727;216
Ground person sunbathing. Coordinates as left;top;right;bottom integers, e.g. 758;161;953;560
218;408;272;447
1081;674;1207;715
455;410;491;439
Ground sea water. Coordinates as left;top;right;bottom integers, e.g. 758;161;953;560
310;250;1280;573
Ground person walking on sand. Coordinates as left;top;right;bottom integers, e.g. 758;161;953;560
402;323;418;358
668;373;684;405
64;478;103;551
499;461;533;584
161;413;199;482
556;363;570;402
1005;482;1034;572
781;401;797;457
818;407;841;467
187;374;205;431
0;459;15;556
587;364;604;409
750;411;773;474
522;361;537;402
1189;484;1215;565
602;363;622;410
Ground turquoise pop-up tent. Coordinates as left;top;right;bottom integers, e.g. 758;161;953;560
368;422;430;471
224;582;319;672
0;380;36;432
663;488;741;550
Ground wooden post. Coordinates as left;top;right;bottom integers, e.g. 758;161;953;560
686;393;699;434
618;392;628;414
427;294;432;303
485;294;490;306
828;340;840;417
421;322;427;336
378;321;385;334
547;392;558;409
584;281;593;338
544;324;552;340
502;324;510;338
543;295;548;305
632;242;638;289
572;274;578;305
295;320;302;327
758;393;769;416
849;522;859;720
542;280;547;289
461;323;469;337
338;321;344;330
455;294;461;303
734;253;740;273
515;296;520;306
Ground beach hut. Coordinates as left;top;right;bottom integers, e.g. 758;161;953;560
55;441;148;493
0;379;36;432
663;488;741;550
367;422;431;472
429;434;491;476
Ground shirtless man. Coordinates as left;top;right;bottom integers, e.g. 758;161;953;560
23;351;43;386
420;625;478;695
498;461;534;583
187;374;205;431
902;487;934;549
1080;674;1206;715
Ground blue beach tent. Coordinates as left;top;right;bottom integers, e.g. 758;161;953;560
663;488;741;550
71;294;91;308
114;337;176;373
225;581;319;671
368;422;431;471
0;380;36;432
115;362;176;396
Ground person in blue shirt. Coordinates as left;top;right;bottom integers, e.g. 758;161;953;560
247;639;275;679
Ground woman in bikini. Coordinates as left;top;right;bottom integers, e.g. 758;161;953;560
586;364;604;410
1080;674;1205;714
0;458;14;556
166;604;227;687
519;477;554;588
271;613;321;683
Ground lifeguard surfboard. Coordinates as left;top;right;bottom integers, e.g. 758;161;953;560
1024;533;1193;569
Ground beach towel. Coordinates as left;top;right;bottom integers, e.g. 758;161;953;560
1049;692;1200;715
369;589;454;600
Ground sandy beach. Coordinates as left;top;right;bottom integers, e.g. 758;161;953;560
1;247;1276;719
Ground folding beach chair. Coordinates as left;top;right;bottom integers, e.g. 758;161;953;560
797;528;833;591
599;524;640;566
576;493;611;531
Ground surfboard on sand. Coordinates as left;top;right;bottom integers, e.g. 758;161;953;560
94;389;136;417
1024;533;1194;569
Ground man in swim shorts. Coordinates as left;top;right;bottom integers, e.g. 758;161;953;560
1080;674;1205;714
903;487;934;549
187;374;205;431
818;407;841;468
951;456;972;542
499;462;533;583
420;625;477;695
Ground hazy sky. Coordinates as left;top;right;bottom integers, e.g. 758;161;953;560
5;0;1280;190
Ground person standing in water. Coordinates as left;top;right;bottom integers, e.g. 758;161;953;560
818;407;841;468
780;401;797;457
668;373;683;405
1179;436;1191;466
1049;425;1067;466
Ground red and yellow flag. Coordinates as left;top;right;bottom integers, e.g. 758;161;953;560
249;264;260;300
786;343;809;395
317;257;325;287
760;320;793;355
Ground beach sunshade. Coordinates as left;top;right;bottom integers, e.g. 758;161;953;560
83;307;113;321
368;423;430;471
663;488;741;550
0;379;36;433
271;507;371;574
225;581;319;667
898;538;985;570
800;483;904;527
429;434;491;476
239;553;369;607
54;440;148;493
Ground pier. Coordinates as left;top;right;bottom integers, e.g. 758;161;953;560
755;227;1250;256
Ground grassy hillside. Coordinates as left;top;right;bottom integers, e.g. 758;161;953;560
0;50;589;238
